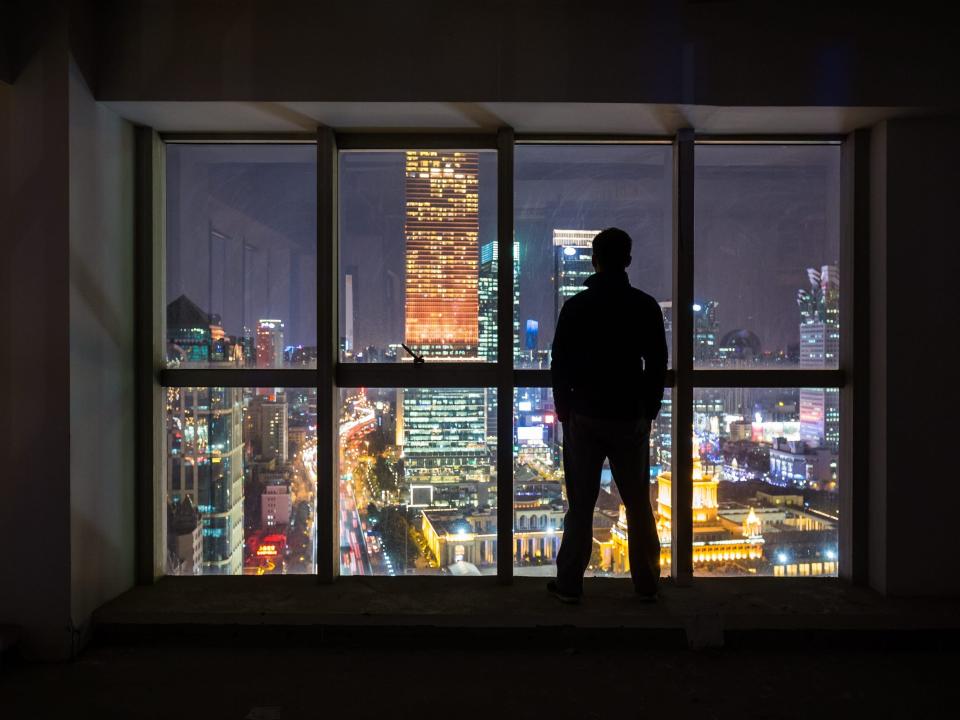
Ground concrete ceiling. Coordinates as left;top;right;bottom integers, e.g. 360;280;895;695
102;101;919;135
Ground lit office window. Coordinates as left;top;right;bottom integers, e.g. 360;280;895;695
513;389;672;578
338;388;497;576
165;144;317;369
165;387;317;576
338;150;498;363
514;145;673;368
689;388;839;577
694;145;841;369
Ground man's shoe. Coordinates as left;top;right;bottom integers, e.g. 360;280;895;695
547;580;581;604
635;584;659;602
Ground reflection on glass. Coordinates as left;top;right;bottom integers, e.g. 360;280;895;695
694;144;841;369
513;388;672;578
338;388;497;576
514;145;673;367
338;151;498;362
165;144;317;369
687;388;839;577
165;387;317;576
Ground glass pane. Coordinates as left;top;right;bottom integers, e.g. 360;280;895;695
338;387;497;576
165;387;317;575
165;144;317;369
338;150;498;362
514;144;673;367
513;388;671;579
689;387;839;577
694;144;841;369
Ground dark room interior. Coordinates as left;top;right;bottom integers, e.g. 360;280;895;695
2;1;959;717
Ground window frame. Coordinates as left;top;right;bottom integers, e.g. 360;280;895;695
138;126;865;587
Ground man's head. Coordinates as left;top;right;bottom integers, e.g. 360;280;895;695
591;227;632;272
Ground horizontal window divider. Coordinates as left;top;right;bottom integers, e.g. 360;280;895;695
159;368;319;388
513;368;677;388
515;134;672;144
336;362;498;388
689;369;845;388
334;132;499;150
158;132;318;143
694;134;844;144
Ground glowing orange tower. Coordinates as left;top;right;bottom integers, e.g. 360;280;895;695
404;151;479;357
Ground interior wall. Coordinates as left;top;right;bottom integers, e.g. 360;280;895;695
0;15;73;660
870;117;960;596
67;56;136;642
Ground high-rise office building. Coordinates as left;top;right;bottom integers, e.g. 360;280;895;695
693;300;720;364
256;399;289;464
166;386;245;575
402;151;489;506
404;150;479;358
166;296;246;575
553;229;599;322
478;239;520;362
256;319;284;367
524;319;539;352
798;266;840;451
344;273;355;354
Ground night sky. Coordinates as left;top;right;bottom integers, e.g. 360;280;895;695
166;143;839;357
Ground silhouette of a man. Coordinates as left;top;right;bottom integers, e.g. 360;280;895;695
548;227;667;603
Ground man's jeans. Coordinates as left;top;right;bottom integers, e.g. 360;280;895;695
555;412;660;595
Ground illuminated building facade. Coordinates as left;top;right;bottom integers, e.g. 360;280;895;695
798;266;840;452
404;150;480;357
401;152;491;506
166;386;245;575
553;229;599;323
478;239;520;362
693;300;720;363
256;319;284;367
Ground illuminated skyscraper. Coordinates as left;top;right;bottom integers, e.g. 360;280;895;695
798;266;840;451
404;150;479;357
693;300;720;363
553;229;599;322
256;319;284;367
402;151;489;506
166;386;245;575
478;239;520;362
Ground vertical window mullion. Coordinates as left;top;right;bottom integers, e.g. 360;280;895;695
672;129;695;585
317;126;338;583
839;129;869;584
496;128;516;582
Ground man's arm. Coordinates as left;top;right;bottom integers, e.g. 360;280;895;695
644;300;668;421
551;303;574;423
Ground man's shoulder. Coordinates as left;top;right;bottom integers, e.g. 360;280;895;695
628;287;661;310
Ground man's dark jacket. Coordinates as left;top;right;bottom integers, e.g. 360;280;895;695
551;270;667;423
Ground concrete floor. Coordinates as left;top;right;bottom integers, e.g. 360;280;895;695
4;577;958;718
2;643;955;719
92;575;960;649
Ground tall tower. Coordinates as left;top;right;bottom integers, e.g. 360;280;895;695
478;239;520;362
404;151;479;357
166;296;245;575
402;151;489;506
256;319;284;367
798;266;840;452
552;229;599;322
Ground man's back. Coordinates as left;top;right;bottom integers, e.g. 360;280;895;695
551;269;667;422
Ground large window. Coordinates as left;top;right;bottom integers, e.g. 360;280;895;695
151;133;852;585
162;142;318;576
